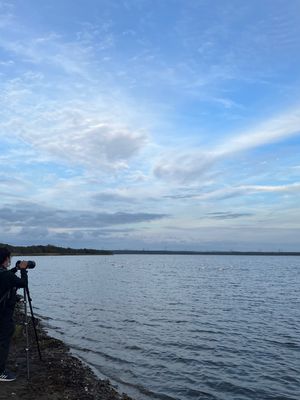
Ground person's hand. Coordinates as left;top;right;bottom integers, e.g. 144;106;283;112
19;261;28;270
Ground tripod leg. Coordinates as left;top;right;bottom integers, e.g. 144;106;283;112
23;288;30;380
25;286;42;361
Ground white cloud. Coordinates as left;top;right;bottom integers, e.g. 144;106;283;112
0;27;96;77
218;109;300;155
0;69;151;174
154;107;300;183
0;60;14;66
195;182;300;201
25;119;148;171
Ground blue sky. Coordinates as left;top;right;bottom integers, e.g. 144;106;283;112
1;0;300;250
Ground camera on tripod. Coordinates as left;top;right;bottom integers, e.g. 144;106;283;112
15;260;36;269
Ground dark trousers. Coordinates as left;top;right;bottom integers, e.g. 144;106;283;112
0;310;15;372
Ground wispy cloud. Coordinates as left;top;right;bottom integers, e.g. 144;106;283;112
154;107;300;183
206;211;253;220
0;27;99;78
168;182;300;203
218;109;300;154
200;182;300;201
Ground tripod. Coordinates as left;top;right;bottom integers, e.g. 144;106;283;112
23;281;42;380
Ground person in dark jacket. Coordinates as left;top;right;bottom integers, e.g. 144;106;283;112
0;247;28;382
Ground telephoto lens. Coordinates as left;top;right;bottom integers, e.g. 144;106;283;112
16;260;36;269
27;261;36;269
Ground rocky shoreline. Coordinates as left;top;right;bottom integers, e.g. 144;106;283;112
1;306;134;400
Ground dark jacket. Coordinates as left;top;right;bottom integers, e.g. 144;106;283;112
0;266;28;317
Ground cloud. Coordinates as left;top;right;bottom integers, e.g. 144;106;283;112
0;29;96;78
17;225;50;239
161;182;300;204
154;107;300;183
206;211;253;219
0;174;26;190
200;182;300;201
218;109;300;155
154;152;216;182
0;2;14;28
0;75;150;173
26;121;148;170
0;203;168;229
0;12;151;172
245;183;300;193
92;191;136;204
0;37;154;219
0;201;169;247
0;60;14;66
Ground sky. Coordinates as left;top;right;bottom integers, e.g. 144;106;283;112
0;0;300;251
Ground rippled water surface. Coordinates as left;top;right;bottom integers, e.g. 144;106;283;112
19;255;300;400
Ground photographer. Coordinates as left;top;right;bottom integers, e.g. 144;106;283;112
0;247;28;382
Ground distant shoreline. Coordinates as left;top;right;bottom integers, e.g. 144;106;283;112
13;250;300;257
1;242;300;256
113;250;300;256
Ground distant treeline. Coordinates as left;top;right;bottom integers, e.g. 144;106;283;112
113;250;300;256
1;243;299;257
0;243;112;256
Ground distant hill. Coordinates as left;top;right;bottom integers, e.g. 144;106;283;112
0;243;112;256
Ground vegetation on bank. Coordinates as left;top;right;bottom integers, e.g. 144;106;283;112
1;243;299;257
0;243;112;256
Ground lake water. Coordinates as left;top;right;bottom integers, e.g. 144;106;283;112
14;254;300;400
